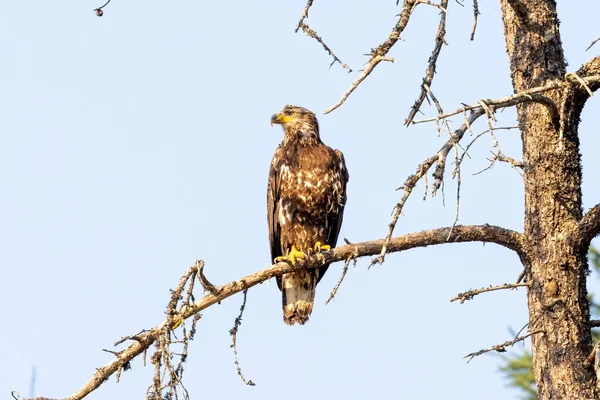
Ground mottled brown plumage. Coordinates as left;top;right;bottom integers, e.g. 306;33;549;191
268;105;349;325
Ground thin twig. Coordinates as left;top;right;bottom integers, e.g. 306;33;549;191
464;330;544;363
295;0;314;32
586;36;600;51
325;56;393;113
496;153;524;169
298;23;352;72
197;260;219;295
326;247;358;304
470;0;480;41
325;0;420;114
372;155;437;267
114;330;148;347
229;290;255;386
451;282;531;303
457;126;519;167
405;0;449;125
375;108;489;265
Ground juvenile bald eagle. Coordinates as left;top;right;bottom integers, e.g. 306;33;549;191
268;105;349;325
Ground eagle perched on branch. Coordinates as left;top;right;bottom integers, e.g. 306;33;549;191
268;105;349;325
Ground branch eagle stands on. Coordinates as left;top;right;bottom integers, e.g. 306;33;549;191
268;105;349;325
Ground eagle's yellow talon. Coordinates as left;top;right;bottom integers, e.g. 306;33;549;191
275;245;305;265
172;315;183;330
314;242;331;252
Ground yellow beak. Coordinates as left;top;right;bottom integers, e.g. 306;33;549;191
270;113;293;126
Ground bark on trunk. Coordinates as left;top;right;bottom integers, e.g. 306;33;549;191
499;1;596;398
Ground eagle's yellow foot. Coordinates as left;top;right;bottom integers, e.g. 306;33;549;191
314;242;331;252
172;314;184;330
275;245;305;265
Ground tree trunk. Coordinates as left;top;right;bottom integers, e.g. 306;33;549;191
500;1;596;398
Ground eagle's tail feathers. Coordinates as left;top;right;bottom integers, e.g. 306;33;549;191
282;271;316;326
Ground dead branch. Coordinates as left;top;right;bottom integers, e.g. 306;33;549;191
298;23;352;72
229;290;255;386
457;126;520;169
27;224;524;400
197;259;219;295
411;74;600;126
575;203;600;247
324;0;420;114
464;330;544;363
326;248;358;304
325;55;394;114
147;262;200;400
495;153;524;169
470;0;480;41
295;0;314;32
587;36;600;51
375;108;486;265
405;0;449;125
451;282;530;304
374;154;437;266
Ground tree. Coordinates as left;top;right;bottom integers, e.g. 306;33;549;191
502;246;600;399
8;1;600;400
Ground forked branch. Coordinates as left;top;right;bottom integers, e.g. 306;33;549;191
325;0;438;114
409;75;600;126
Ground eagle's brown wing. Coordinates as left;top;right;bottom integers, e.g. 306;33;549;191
318;148;349;283
267;156;284;289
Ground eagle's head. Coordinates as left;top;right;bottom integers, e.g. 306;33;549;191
271;105;320;142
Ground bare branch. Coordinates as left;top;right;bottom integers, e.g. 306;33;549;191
32;224;523;400
586;36;600;52
464;330;544;363
405;0;449;125
326;248;358;304
197;259;219;295
374;154;437;266
562;57;600;131
298;23;352;72
295;0;314;32
470;0;480;41
451;282;530;304
324;55;393;113
575;203;600;247
411;74;600;125
229;290;255;386
457;126;520;168
376;108;489;265
431;109;485;196
325;0;419;114
591;319;600;328
495;153;524;169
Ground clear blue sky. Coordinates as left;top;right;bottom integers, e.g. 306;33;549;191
2;1;599;399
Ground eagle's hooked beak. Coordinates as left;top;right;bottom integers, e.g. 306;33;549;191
271;113;293;126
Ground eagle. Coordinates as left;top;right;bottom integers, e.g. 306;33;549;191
268;105;349;325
